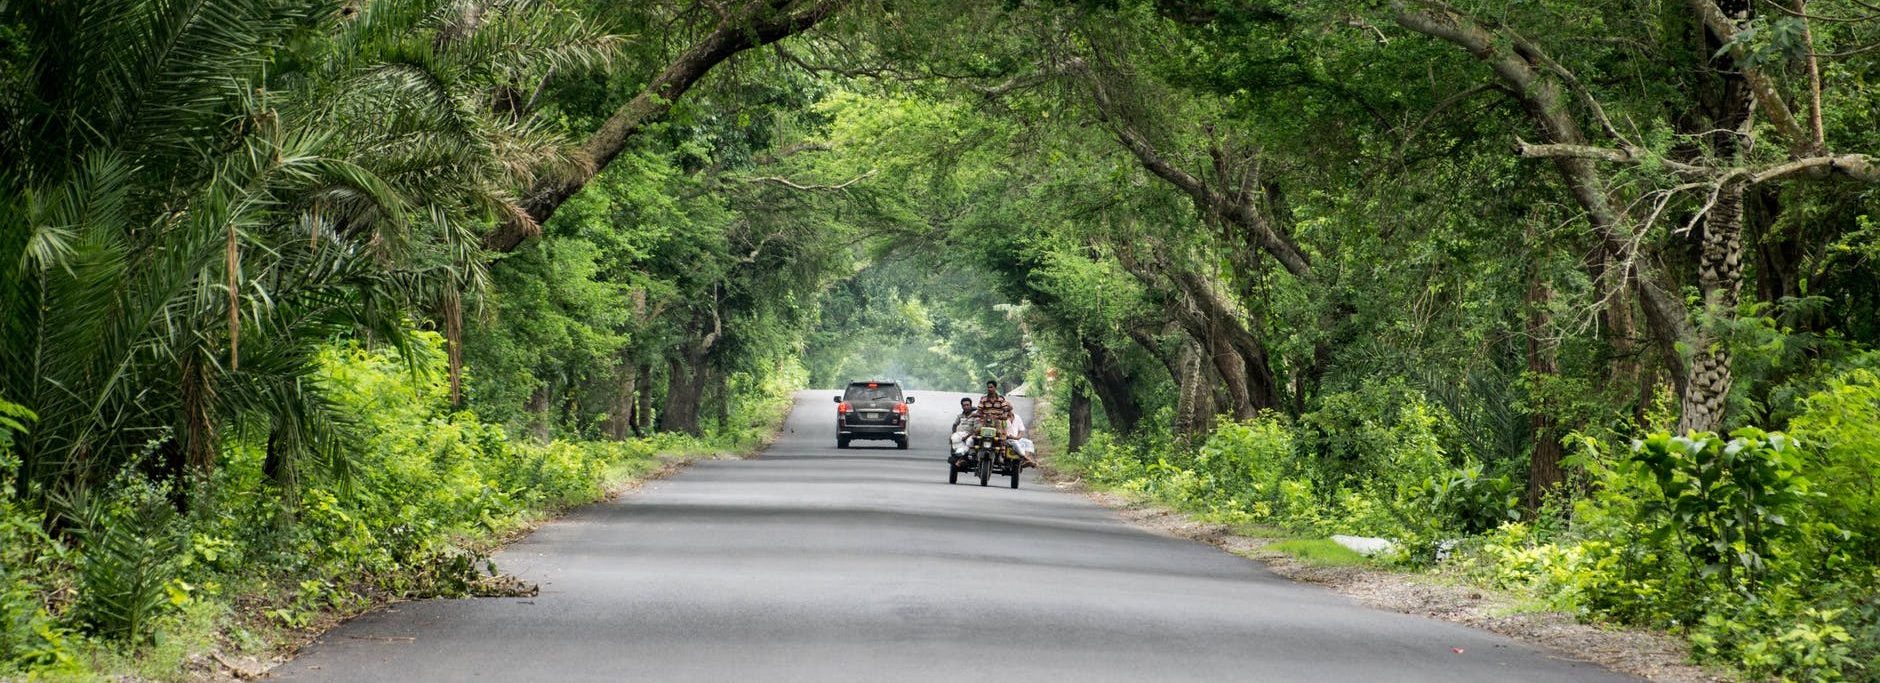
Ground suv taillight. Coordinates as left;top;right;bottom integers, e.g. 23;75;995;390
892;402;908;414
837;401;852;413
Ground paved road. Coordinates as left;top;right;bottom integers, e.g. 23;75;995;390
271;390;1630;682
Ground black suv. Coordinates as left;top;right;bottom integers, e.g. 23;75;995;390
834;381;914;449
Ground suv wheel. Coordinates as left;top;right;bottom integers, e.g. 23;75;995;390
895;437;909;450
837;437;850;449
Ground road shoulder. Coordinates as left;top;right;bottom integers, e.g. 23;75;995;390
1033;462;1732;683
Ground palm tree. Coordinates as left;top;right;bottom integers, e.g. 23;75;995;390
0;0;623;502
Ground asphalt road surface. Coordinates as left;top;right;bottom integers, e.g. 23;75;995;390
270;390;1631;682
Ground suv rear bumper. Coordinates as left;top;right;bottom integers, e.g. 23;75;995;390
839;424;906;440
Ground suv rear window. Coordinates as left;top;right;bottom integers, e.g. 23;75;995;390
844;382;903;401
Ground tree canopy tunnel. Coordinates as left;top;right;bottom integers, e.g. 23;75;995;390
6;0;1880;518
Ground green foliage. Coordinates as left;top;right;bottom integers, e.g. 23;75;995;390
1413;463;1521;537
67;476;188;646
0;397;32;459
1458;408;1878;680
1788;365;1880;567
1057;392;1516;556
219;335;746;601
0;489;77;674
1629;430;1811;590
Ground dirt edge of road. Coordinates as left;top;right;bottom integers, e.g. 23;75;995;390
1032;461;1733;683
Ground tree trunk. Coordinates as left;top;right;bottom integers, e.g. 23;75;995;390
1126;326;1183;386
263;421;291;488
1677;0;1754;434
711;367;730;432
1587;244;1643;410
487;0;845;251
1173;338;1217;437
658;354;709;436
603;354;637;441
1204;326;1256;421
1750;187;1803;306
1170;271;1279;418
633;362;653;437
1679;182;1745;433
181;351;217;477
1068;382;1093;453
1525;264;1564;511
1082;340;1144;435
442;291;464;408
657;307;721;436
525;385;551;443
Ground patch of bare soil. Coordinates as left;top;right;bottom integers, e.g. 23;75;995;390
1036;464;1735;683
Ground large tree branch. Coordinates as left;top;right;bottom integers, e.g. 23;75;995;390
1393;0;1695;386
1690;0;1817;155
1690;0;1813;150
1076;60;1313;278
1517;141;1880;183
486;0;846;251
1745;153;1880;183
739;168;876;191
1515;140;1707;174
971;58;1085;97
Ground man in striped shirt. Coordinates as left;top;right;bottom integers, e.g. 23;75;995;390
978;380;1012;430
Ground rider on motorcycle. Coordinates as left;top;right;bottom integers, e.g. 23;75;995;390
976;381;1037;466
977;380;1012;428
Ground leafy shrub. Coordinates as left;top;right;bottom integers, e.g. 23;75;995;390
0;397;32;479
1788;367;1880;567
1413;462;1520;536
22;334;788;675
65;476;189;646
1058;391;1493;547
1629;429;1811;591
1459;415;1877;680
0;495;77;674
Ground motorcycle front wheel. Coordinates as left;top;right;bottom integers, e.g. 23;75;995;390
976;454;991;486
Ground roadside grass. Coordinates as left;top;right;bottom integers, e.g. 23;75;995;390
1264;539;1367;567
1227;522;1303;540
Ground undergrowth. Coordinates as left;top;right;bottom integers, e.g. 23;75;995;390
1047;369;1880;682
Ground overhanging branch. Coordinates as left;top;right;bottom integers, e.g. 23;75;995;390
740;168;877;191
1516;140;1880;184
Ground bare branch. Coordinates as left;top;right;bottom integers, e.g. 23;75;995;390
752;141;832;165
1515;141;1880;184
1746;153;1880;183
740;168;877;191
